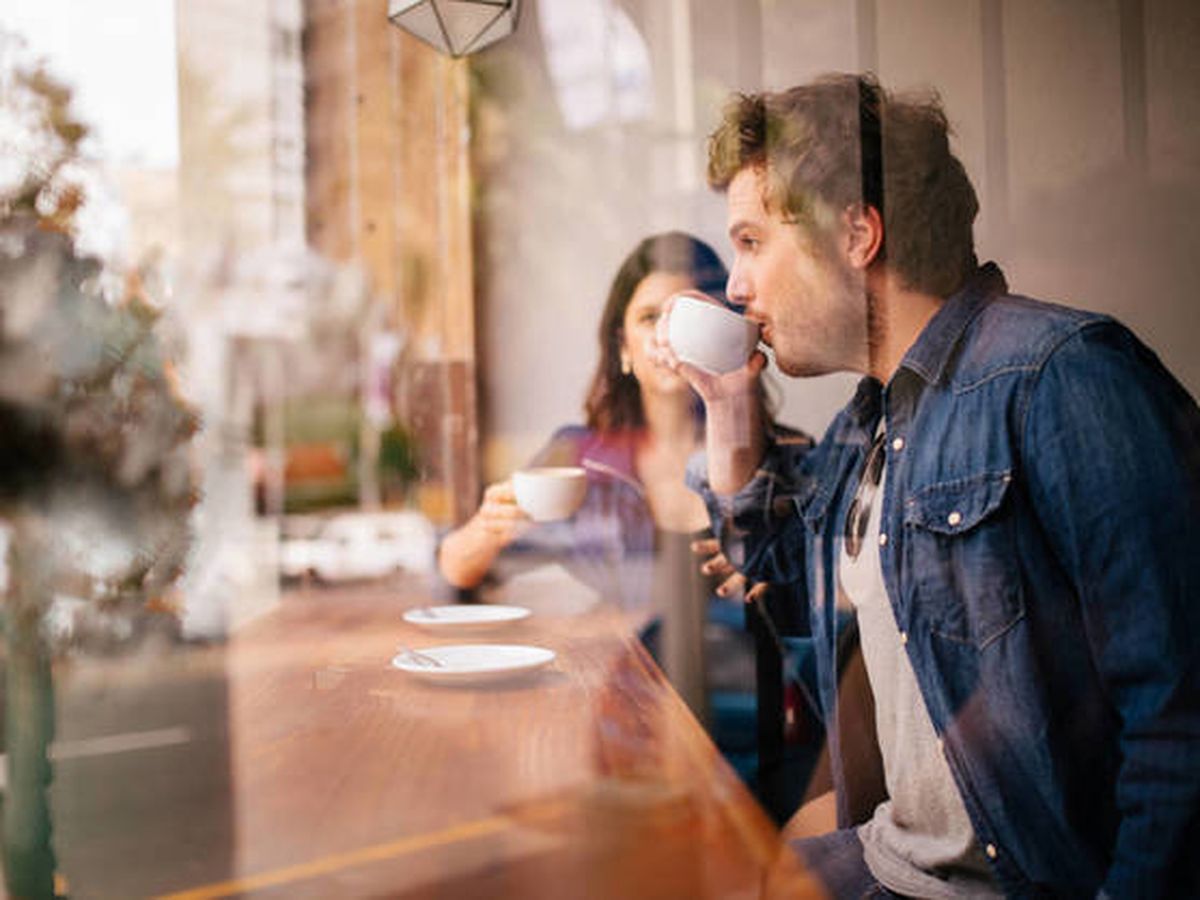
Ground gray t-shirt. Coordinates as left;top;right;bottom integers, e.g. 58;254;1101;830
840;455;1002;899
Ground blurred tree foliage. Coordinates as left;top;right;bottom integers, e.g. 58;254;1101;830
378;424;420;502
1;33;198;897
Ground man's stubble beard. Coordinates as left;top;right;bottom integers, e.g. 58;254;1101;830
823;263;874;377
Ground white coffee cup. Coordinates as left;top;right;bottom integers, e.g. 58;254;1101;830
666;294;760;374
512;466;588;522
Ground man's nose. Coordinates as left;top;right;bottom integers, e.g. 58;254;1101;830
726;267;753;313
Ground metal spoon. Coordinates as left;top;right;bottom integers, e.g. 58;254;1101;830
395;645;444;668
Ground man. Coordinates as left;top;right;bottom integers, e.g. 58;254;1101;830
655;74;1200;897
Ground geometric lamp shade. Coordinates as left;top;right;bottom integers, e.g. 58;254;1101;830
387;0;520;58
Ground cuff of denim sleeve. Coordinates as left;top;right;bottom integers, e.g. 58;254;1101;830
687;449;776;522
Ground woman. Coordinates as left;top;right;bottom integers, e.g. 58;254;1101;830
439;232;810;794
440;231;730;608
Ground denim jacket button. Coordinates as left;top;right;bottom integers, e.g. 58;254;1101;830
947;510;963;527
878;532;888;547
891;436;905;452
985;843;998;860
900;631;908;645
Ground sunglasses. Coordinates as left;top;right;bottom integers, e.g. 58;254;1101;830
844;431;886;560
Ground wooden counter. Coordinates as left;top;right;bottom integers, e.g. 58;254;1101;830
51;581;823;898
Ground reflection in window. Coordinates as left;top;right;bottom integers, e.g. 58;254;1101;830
537;0;653;131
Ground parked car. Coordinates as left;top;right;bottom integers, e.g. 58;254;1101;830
280;511;435;582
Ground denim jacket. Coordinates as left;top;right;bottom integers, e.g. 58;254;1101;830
694;265;1200;898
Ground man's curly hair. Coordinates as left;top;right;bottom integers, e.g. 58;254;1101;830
707;73;979;298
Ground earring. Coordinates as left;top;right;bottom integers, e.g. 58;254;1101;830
620;354;632;375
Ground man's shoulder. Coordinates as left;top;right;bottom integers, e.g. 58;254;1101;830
951;293;1115;388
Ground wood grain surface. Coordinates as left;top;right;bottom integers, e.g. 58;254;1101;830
56;583;823;898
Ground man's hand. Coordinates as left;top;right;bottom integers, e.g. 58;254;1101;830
692;536;769;603
649;292;769;496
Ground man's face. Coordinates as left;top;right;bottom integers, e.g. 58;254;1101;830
725;167;868;377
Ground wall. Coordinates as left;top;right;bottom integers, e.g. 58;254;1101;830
473;0;1200;482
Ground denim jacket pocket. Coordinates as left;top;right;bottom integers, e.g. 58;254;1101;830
903;471;1024;648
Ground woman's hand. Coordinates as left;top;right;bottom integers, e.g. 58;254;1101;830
691;536;768;603
469;480;529;545
438;480;530;589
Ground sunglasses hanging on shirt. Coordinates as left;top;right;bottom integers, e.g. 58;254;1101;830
844;430;886;560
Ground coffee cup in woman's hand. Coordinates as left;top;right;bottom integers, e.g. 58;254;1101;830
512;467;588;522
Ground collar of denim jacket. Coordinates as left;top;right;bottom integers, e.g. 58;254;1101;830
898;261;1008;386
845;375;884;430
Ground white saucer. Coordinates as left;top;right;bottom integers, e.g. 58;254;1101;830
403;604;531;632
391;644;556;685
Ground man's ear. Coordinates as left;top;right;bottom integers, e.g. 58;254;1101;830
843;203;884;270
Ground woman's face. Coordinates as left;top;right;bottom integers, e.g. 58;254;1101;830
620;270;697;398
